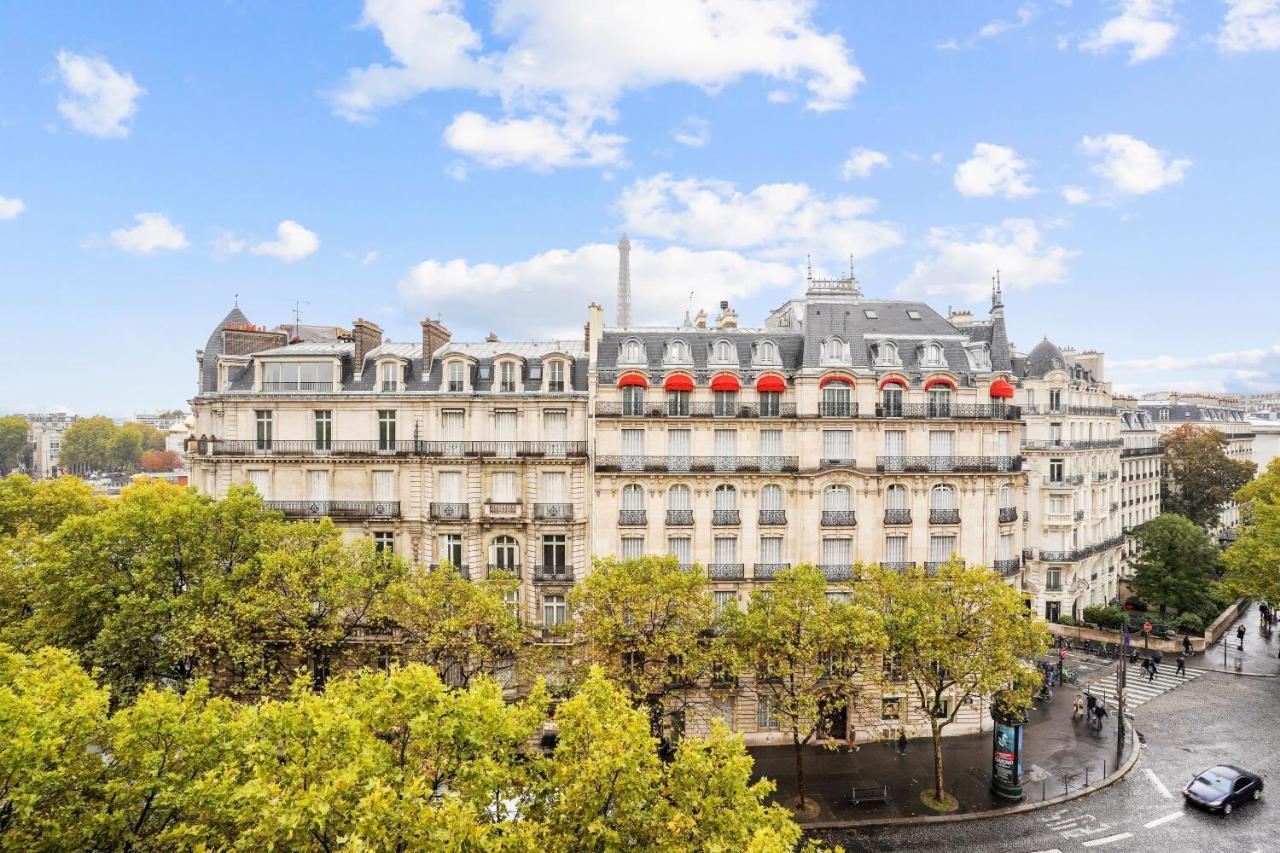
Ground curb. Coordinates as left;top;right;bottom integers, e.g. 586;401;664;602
800;730;1143;831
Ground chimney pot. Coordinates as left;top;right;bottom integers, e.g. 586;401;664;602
420;317;453;369
352;318;383;374
485;332;499;343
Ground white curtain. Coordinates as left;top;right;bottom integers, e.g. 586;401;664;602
622;484;645;511
373;470;395;502
929;430;954;456
884;536;906;563
824;485;850;511
822;538;851;565
491;471;517;503
307;470;329;502
823;429;851;460
760;484;782;511
931;485;956;510
495;410;517;458
929;535;956;563
541;471;566;503
667;536;691;565
621;537;644;559
438;471;462;503
883;429;905;456
714;537;737;564
759;537;782;563
667;484;691;510
442;410;465;457
543;409;567;457
248;470;270;499
885;484;907;510
715;485;737;511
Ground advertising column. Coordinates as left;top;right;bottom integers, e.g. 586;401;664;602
991;708;1025;801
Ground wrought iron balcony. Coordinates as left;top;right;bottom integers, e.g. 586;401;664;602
594;455;799;473
260;381;335;392
750;563;785;580
884;508;912;525
532;565;574;582
879;561;913;572
929;509;961;525
874;403;1022;421
533;503;573;520
819;564;856;581
267;500;400;520
486;563;521;578
594;402;796;419
1046;474;1085;487
618;509;648;526
993;558;1021;577
876;456;1022;474
709;563;746;579
428;563;471;580
922;562;944;575
712;509;741;526
1023;438;1124;451
758;509;787;526
1121;446;1163;457
819;457;857;470
430;502;470;521
998;507;1018;523
818;401;858;417
821;510;856;526
197;439;588;459
665;509;694;526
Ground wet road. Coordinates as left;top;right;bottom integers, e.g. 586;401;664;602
812;668;1280;853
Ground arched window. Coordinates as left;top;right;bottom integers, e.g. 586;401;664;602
821;379;852;417
881;383;904;417
622;384;645;417
824;337;848;363
667;484;691;511
760;484;783;511
446;360;466;392
823;485;851;511
713;340;734;362
999;484;1012;509
885;484;908;510
622;339;643;363
926;385;952;418
756;340;777;363
930;484;956;509
714;484;737;511
489;535;519;572
923;342;944;366
667;340;689;362
876;340;899;367
622;484;645;511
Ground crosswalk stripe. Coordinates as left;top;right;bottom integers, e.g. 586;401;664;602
1080;665;1202;709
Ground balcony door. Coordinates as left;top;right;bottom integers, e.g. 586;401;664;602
494;410;517;459
713;536;737;566
666;428;690;472
442;410;465;457
621;429;645;472
543;409;567;457
373;470;395;504
490;536;519;573
928;430;954;471
714;429;737;472
760;429;782;472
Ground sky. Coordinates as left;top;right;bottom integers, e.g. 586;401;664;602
1;0;1279;417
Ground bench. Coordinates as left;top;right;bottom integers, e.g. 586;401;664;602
849;785;889;805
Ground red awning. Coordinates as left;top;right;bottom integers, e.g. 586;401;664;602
664;374;694;392
989;378;1015;399
755;374;786;393
618;372;648;388
710;374;741;392
924;377;956;391
819;374;854;389
878;377;907;389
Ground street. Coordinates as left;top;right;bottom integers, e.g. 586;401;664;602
811;669;1280;852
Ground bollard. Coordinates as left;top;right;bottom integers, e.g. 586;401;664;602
1085;767;1090;786
1042;779;1047;801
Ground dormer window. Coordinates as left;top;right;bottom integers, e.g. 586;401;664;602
874;340;900;368
921;342;946;368
823;337;849;364
711;339;735;363
498;361;517;392
447;361;465;392
622;339;644;363
754;340;778;363
964;343;991;371
547;360;566;392
666;340;690;363
378;361;400;392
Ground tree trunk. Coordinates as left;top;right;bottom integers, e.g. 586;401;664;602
931;720;945;802
793;730;806;809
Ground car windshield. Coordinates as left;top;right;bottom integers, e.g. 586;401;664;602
1196;772;1234;793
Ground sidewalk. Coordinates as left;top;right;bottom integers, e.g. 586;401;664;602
1192;601;1280;676
747;676;1135;824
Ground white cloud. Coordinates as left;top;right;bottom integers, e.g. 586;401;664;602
54;50;145;138
1080;133;1190;195
670;116;711;148
443;112;626;169
1080;0;1178;64
362;250;380;266
953;143;1036;199
1113;344;1280;372
1061;185;1092;204
1111;343;1280;394
398;240;797;337
330;0;862;169
251;220;320;262
109;213;188;254
1217;0;1280;52
616;173;902;262
841;147;890;179
978;3;1038;38
211;229;248;257
897;218;1077;302
0;195;24;220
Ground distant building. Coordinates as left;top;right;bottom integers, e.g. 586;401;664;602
133;410;187;430
1114;396;1163;577
24;412;76;479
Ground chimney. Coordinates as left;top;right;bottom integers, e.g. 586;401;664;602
695;308;707;330
716;300;738;330
587;302;604;362
352;318;383;375
949;309;973;328
485;332;499;343
222;323;287;356
420;317;452;368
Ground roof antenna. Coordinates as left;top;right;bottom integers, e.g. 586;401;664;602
806;254;812;282
234;292;239;307
849;254;855;279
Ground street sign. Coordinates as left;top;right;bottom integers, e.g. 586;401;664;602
1143;622;1152;633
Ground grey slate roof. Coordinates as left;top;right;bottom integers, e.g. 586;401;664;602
199;307;250;393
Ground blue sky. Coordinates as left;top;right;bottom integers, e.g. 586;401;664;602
2;0;1279;416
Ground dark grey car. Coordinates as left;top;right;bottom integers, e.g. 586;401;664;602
1182;765;1264;815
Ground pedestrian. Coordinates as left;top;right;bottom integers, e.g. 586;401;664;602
1176;654;1186;677
1073;693;1085;721
1152;649;1163;676
1129;646;1139;665
1144;657;1156;682
897;729;908;755
1182;634;1192;656
1237;623;1247;650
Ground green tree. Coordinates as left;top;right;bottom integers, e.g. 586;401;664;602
59;416;118;473
107;428;144;472
0;416;29;476
1161;423;1256;528
0;474;102;538
730;563;885;810
378;565;524;688
1129;513;1221;618
1224;483;1280;604
568;555;730;742
860;560;1049;809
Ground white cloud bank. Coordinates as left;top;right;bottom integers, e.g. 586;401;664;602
841;147;890;179
953;143;1036;199
1080;0;1178;64
251;221;320;262
1217;0;1280;52
897;219;1077;302
1080;133;1190;195
1112;343;1280;394
0;195;25;220
55;50;145;138
109;213;188;254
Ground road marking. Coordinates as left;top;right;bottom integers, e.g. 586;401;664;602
1082;833;1134;847
1144;768;1174;799
1144;811;1184;828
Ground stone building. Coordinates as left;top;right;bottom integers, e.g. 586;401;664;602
1114;397;1163;578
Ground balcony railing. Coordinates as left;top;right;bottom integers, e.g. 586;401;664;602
261;381;335;392
884;508;912;525
712;509;741;526
1037;536;1126;563
594;402;796;419
876;456;1022;474
750;563;785;580
819;402;858;417
1046;474;1085;487
665;509;694;526
1074;509;1085;521
618;510;648;526
819;457;857;470
922;562;944;575
821;510;856;526
484;501;522;518
819;564;856;581
429;502;470;521
595;455;799;473
998;507;1018;523
429;563;471;580
709;563;746;580
532;565;574;582
1024;405;1117;417
874;403;1022;421
880;561;914;572
993;558;1021;577
929;509;961;525
197;439;588;459
758;509;787;526
267;500;400;520
1023;438;1124;451
533;503;573;520
486;563;521;578
1121;446;1163;457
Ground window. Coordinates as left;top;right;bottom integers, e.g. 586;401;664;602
263;361;331;390
373;470;395;502
824;484;851;511
713;389;739;417
667;340;689;362
999;533;1013;560
928;430;954;459
447;361;465;392
757;697;780;729
540;471;566;505
255;410;273;451
885;484;907;511
541;534;567;570
760;484;783;513
373;532;395;553
621;536;644;559
547;360;565;392
1049;389;1063;413
922;342;945;367
499;361;516;392
759;390;781;417
929;534;956;564
822;381;852;416
543;409;567;450
667;389;690;416
826;591;851;605
667;536;691;566
379;362;399;391
437;470;463;504
1049;495;1066;514
823;429;852;464
490;536;519;571
1046;568;1062;591
876;341;900;367
713;536;737;565
759;536;783;564
1045;601;1061;621
377;410;396;451
823;337;848;363
504;588;521;619
930;485;956;510
248;469;270;498
927;387;952;418
755;340;777;362
907;309;922;320
621;429;645;470
1049;458;1065;482
713;590;737;613
491;471;518;503
622;385;645;417
822;537;851;567
621;483;645;512
307;470;329;501
713;430;737;468
714;340;734;362
714;484;738;511
494;410;517;458
542;595;567;627
313;410;331;451
623;340;643;363
863;309;878;319
999;485;1012;509
440;533;464;569
881;386;903;417
884;536;906;565
667;484;691;511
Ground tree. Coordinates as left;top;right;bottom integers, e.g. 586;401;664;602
568;554;730;742
140;449;183;472
1128;513;1221;618
1161;424;1256;528
1223;460;1280;604
0;474;102;538
378;565;524;688
119;421;166;453
860;560;1049;810
0;416;29;476
730;563;885;810
58;416;116;473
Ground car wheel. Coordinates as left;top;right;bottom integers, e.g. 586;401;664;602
1253;788;1261;801
1223;803;1232;815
